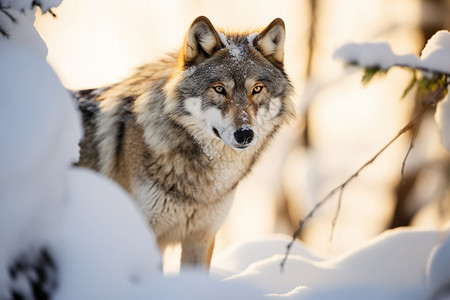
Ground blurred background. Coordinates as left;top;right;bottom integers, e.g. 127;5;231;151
35;0;450;261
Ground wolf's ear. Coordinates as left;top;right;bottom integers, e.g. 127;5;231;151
254;18;286;67
182;16;222;66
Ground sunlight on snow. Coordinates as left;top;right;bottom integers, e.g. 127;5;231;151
34;0;438;260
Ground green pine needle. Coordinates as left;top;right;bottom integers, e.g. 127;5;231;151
361;66;387;85
401;74;417;99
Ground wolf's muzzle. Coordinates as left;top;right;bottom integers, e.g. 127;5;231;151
234;127;254;146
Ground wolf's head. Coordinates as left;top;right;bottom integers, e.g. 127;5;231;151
164;16;294;150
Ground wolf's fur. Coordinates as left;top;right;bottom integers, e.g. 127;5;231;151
74;16;294;268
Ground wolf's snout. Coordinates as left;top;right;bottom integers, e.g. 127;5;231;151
234;127;254;146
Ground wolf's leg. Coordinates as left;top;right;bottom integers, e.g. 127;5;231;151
180;232;216;268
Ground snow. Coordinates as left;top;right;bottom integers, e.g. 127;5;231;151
2;2;450;299
334;30;450;75
136;271;263;299
0;0;62;12
247;32;259;45
0;9;80;297
426;227;450;299
212;234;322;274
420;30;450;75
0;4;160;298
334;31;450;152
435;92;450;151
333;42;420;70
53;169;161;299
216;30;253;62
223;228;448;299
217;30;230;47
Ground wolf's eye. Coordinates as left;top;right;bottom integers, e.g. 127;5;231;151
252;85;263;95
213;86;226;95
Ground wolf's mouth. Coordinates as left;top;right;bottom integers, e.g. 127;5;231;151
212;127;220;138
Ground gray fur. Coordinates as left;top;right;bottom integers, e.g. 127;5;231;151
74;16;294;268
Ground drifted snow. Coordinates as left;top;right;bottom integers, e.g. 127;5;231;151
2;2;450;299
0;9;80;297
0;4;161;298
53;169;161;299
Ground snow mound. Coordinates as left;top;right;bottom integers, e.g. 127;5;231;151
0;4;161;298
0;12;81;296
53;169;161;299
138;271;263;299
223;228;442;299
426;225;450;299
3;3;450;299
212;234;323;274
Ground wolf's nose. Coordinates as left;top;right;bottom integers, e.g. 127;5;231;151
234;127;254;145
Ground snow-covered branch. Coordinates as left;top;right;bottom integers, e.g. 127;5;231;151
283;30;450;271
334;30;450;77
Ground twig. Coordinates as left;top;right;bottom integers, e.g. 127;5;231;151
280;78;448;272
401;114;422;180
280;114;417;272
329;185;345;241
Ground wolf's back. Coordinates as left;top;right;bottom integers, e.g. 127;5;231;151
72;88;104;171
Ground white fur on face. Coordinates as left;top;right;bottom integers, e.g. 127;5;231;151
184;97;244;149
184;97;203;119
184;97;283;150
204;107;236;145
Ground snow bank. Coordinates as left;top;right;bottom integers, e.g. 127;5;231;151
427;226;450;299
53;169;161;299
0;4;161;298
0;9;81;296
136;271;263;299
221;227;448;299
212;234;322;274
2;2;450;299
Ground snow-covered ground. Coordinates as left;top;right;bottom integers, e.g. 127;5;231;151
1;1;450;299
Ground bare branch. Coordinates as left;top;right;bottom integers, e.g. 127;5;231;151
280;76;448;272
401;115;422;179
329;186;344;241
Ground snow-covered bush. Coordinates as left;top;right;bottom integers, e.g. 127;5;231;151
0;2;161;298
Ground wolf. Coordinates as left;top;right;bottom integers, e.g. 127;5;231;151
74;16;294;269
